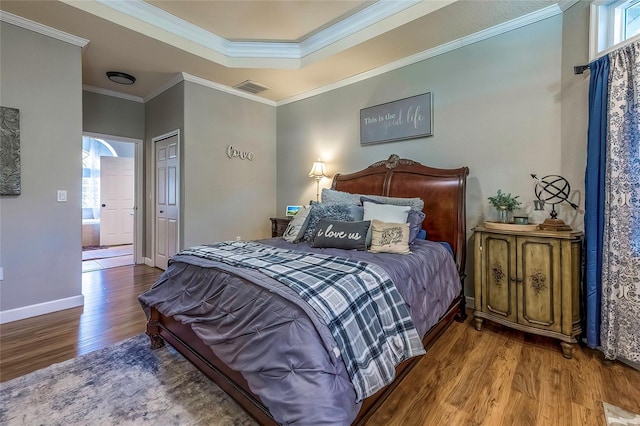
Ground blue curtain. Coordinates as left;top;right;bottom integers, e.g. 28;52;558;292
584;55;609;349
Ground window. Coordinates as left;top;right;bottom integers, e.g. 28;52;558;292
591;0;640;59
82;137;117;219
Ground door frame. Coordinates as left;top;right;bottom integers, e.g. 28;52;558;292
151;129;181;268
84;131;144;264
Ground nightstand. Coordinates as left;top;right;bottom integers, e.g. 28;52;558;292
270;217;292;237
473;226;583;358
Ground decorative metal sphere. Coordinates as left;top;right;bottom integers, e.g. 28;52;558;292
534;175;571;206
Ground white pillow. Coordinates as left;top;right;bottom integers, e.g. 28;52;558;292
363;201;410;223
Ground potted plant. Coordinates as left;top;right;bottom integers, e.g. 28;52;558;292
488;189;522;223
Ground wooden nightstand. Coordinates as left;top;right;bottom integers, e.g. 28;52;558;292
473;226;583;358
270;217;292;237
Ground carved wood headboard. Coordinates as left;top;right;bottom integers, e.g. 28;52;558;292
331;154;469;275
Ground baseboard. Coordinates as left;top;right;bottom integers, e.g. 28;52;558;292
0;294;84;324
466;296;475;310
144;257;154;267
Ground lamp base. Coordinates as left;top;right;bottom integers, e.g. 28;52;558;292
538;218;572;231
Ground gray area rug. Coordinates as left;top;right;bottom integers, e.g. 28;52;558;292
0;334;257;425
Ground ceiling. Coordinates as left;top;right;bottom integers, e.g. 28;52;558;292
0;0;568;104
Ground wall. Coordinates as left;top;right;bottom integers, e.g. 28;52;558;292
561;0;590;227
277;12;589;297
143;81;277;262
0;23;83;319
183;81;277;246
144;83;184;260
82;91;145;140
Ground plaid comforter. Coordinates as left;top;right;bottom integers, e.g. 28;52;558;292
178;241;425;401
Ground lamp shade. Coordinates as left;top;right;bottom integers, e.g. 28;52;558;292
308;160;327;179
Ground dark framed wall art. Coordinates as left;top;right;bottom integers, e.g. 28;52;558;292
0;106;21;195
360;93;432;145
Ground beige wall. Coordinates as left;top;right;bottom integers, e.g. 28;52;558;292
276;11;589;296
0;22;83;316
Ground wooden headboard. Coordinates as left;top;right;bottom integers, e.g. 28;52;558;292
332;154;469;275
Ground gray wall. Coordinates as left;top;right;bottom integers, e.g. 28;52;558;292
143;81;277;261
183;82;277;245
0;22;83;312
144;83;184;259
0;4;590;319
276;10;590;297
83;91;145;140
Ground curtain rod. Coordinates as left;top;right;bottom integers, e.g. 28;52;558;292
574;64;589;75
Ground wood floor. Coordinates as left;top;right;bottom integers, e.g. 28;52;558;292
1;264;639;426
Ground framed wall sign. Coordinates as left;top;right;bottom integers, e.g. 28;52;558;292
360;93;432;145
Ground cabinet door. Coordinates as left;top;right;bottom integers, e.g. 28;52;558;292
517;237;562;333
481;233;517;322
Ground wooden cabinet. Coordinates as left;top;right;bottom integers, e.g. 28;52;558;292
270;217;292;237
473;226;583;358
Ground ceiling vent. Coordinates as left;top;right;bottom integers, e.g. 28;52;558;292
233;80;269;94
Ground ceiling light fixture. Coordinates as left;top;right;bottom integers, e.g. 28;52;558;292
106;71;136;85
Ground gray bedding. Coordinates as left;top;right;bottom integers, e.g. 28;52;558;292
138;238;460;425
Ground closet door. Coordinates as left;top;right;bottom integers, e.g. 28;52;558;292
155;133;179;270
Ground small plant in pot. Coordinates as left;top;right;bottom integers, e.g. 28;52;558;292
488;189;522;223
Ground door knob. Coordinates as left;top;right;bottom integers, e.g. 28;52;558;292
160;210;164;213
101;204;106;207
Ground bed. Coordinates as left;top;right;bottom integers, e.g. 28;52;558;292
140;155;469;425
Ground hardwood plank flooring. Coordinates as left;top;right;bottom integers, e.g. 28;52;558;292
1;264;639;426
0;265;162;382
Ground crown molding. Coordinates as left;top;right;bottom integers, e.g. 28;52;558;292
143;73;277;106
87;0;433;67
83;85;144;103
181;74;277;106
143;73;186;103
0;10;89;47
277;4;564;106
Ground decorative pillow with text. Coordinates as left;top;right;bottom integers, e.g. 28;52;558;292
368;220;411;254
282;205;312;243
311;219;370;250
302;203;361;242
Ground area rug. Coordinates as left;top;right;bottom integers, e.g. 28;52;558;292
0;334;257;425
604;402;640;426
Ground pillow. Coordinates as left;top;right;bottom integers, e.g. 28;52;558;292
369;220;411;254
321;188;362;205
282;205;312;243
363;201;410;224
302;203;361;242
363;202;410;247
311;219;370;250
407;210;426;243
322;188;424;212
362;197;426;243
360;195;424;212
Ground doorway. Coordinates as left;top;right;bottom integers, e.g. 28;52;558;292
153;130;180;270
81;133;143;272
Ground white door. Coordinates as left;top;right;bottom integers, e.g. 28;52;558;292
155;135;179;270
100;156;134;246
